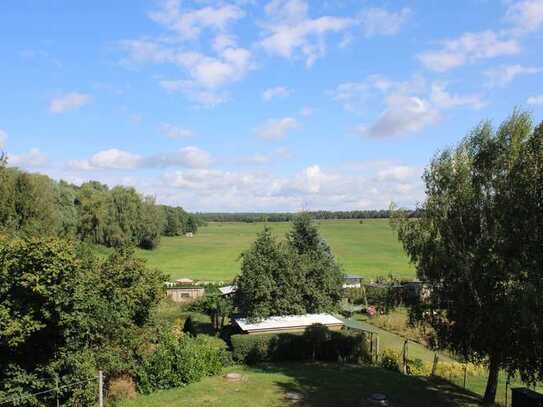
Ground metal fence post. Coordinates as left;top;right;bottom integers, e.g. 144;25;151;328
56;377;60;407
375;335;380;362
98;371;103;407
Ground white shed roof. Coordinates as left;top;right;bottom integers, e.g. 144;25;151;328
219;285;237;295
234;313;344;333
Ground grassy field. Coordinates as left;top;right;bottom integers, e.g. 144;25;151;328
116;363;481;407
134;219;414;282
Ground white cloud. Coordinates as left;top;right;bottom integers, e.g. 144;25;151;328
430;83;485;109
159;79;227;107
238;148;292;165
8;148;48;168
121;1;252;107
506;0;543;34
262;86;291;101
69;146;212;171
148;0;245;40
256;117;299;140
0;129;7;149
418;30;520;72
87;148;142;170
160;123;195;139
359;7;411;37
260;0;353;67
49;92;91;114
357;94;440;139
484;64;542;87
330;82;369;112
330;75;426;113
157;159;424;211
299;106;313;116
527;94;543;105
172;146;212;169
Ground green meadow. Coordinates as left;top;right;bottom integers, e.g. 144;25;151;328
134;219;414;282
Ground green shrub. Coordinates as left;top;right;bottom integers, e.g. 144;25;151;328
136;333;231;394
380;349;401;372
231;329;370;364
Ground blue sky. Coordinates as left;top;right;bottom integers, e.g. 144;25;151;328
1;0;542;211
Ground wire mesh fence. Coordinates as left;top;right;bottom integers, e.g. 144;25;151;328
0;372;103;407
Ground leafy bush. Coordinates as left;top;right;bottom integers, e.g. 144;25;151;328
379;349;402;372
136;332;231;394
231;329;370;364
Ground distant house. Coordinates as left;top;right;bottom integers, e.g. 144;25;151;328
219;285;237;296
175;278;194;285
166;286;205;303
343;275;363;288
234;313;344;335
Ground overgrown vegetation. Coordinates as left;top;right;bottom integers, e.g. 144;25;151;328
0;235;165;405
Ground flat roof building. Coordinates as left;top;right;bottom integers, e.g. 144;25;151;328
234;313;344;335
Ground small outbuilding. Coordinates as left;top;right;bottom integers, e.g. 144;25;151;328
343;274;363;288
166;286;205;303
234;313;344;335
175;278;194;285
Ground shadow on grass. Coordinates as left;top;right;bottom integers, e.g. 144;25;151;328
254;363;481;407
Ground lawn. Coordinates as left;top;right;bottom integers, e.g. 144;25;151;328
349;310;543;406
116;363;481;407
134;219;414;282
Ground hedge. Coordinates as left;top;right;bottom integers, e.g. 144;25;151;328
231;328;370;364
136;333;232;394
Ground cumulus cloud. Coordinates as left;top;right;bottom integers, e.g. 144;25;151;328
262;86;291;101
68;146;212;171
159;79;227;107
430;83;485;109
256;117;299;140
49;92;91;114
505;0;543;34
158;160;424;211
260;0;354;66
418;30;520;72
159;123;195;139
527;94;543;105
8;148;48;168
299;106;313;117
359;7;411;37
0;129;7;149
121;1;252;107
238;148;292;165
148;0;244;40
356;94;440;139
332;75;485;138
484;64;542;87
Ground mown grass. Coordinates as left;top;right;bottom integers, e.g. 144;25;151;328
351;309;543;406
134;219;414;281
115;363;481;407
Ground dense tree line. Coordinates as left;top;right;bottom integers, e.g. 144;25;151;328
394;112;543;404
196;210;397;223
0;159;198;249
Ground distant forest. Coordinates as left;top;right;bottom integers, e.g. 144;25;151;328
196;210;397;223
0;157;199;250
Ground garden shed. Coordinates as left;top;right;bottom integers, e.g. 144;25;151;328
234;313;344;335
